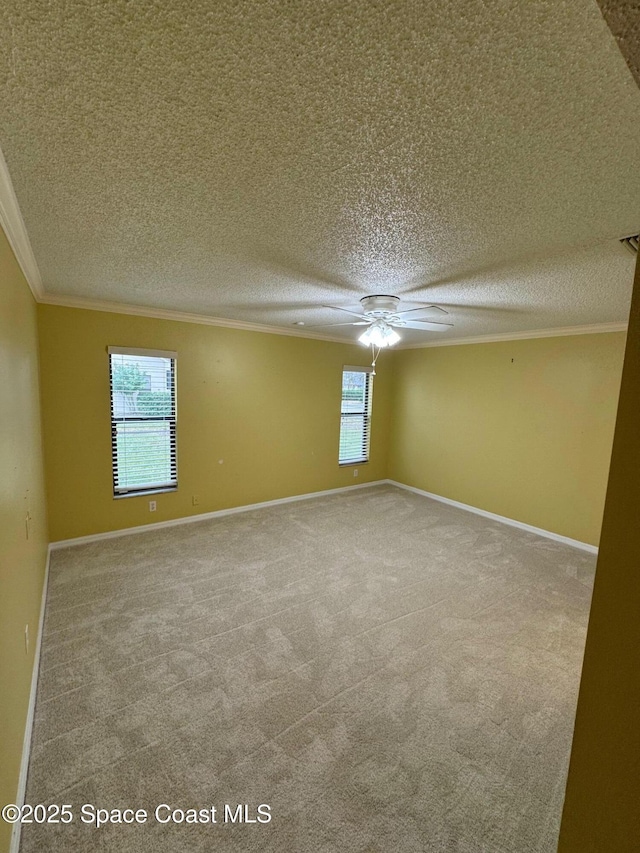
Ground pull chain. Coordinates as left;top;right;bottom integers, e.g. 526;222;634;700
370;344;381;375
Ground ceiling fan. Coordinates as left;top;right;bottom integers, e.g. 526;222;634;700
315;294;453;348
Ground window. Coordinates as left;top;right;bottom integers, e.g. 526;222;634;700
108;347;177;496
339;366;373;465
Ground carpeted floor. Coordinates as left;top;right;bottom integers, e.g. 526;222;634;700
20;485;595;852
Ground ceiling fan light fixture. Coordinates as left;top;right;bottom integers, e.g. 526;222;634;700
358;321;401;348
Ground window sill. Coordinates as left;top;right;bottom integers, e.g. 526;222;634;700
114;487;178;500
339;461;369;467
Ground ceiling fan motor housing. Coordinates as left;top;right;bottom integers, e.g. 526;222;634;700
360;295;401;317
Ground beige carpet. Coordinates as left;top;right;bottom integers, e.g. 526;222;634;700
20;485;595;852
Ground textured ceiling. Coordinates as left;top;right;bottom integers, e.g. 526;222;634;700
1;0;639;344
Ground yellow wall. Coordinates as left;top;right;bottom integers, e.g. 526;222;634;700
3;288;627;853
388;334;625;546
38;304;625;548
0;231;49;853
37;305;392;541
558;257;640;851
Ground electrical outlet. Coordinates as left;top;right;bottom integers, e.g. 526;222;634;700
353;469;358;477
192;495;200;506
25;624;29;654
149;500;157;512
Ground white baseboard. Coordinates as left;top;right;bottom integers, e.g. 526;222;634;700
50;478;598;554
50;480;389;549
386;480;598;554
10;545;51;853
16;476;593;852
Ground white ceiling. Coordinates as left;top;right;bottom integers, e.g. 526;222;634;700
1;0;639;345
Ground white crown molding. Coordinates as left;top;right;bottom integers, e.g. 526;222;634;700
0;139;628;349
38;292;351;345
396;321;628;349
388;480;598;553
37;294;629;347
0;145;44;300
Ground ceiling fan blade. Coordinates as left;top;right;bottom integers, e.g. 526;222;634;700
321;304;367;318
393;305;449;317
400;320;454;331
307;320;370;327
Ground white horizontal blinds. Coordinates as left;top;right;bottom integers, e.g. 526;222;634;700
339;368;373;465
109;350;177;495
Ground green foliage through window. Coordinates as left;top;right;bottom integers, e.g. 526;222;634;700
137;391;173;417
109;350;177;495
111;361;148;392
339;369;372;465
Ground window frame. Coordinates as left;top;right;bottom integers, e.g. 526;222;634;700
108;346;178;498
338;365;374;466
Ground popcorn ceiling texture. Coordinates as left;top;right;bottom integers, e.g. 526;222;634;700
1;0;640;343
